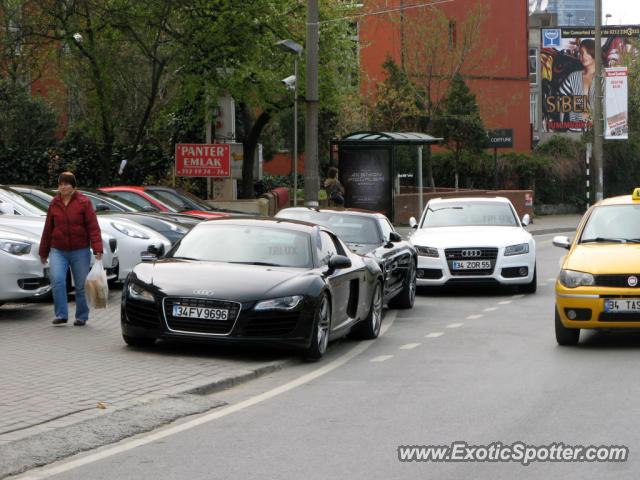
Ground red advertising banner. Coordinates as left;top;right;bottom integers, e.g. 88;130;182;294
175;144;231;177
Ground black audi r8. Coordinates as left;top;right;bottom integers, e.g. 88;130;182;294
121;217;383;359
276;208;417;309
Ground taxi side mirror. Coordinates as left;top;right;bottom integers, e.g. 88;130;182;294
553;236;571;250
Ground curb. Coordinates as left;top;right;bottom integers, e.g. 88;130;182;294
530;227;577;236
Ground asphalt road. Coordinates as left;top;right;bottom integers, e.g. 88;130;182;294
14;233;640;480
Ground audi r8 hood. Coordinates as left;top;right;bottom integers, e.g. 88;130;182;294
131;259;314;302
411;226;531;248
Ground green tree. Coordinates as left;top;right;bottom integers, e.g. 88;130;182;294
433;73;486;190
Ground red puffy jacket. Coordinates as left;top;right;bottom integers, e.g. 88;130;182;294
39;192;103;258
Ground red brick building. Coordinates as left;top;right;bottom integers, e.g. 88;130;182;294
358;0;531;152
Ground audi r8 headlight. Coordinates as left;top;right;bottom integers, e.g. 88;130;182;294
504;243;529;256
128;282;155;302
0;239;32;255
415;245;439;258
111;222;151;239
254;295;304;311
559;270;595;288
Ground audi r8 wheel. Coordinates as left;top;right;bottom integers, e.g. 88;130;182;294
352;282;383;340
389;261;417;309
123;334;156;348
555;307;579;346
305;294;331;360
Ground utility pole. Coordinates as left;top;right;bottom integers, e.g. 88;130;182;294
304;0;320;207
593;0;604;201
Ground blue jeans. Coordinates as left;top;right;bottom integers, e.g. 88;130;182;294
49;248;92;322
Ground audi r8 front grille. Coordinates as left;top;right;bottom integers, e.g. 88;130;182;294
126;298;160;328
595;275;640;288
242;311;301;337
163;297;241;335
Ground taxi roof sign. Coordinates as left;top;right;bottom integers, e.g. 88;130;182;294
633;188;640;201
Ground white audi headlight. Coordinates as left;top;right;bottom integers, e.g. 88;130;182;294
559;270;595;288
128;282;155;302
0;239;32;255
415;245;439;258
254;295;303;311
111;222;151;239
504;243;529;256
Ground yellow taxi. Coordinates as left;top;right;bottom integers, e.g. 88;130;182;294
553;188;640;345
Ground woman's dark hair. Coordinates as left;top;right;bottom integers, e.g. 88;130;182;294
58;171;77;188
327;166;339;179
580;39;596;61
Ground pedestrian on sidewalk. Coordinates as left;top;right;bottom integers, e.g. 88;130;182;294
324;166;345;206
39;171;103;326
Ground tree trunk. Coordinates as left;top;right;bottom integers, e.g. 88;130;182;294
240;108;271;199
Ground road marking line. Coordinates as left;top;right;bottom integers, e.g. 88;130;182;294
425;332;444;338
465;314;483;320
498;300;512;305
447;323;463;328
540;283;548;287
400;343;421;350
512;294;525;299
15;313;398;480
483;307;498;312
547;278;556;282
370;355;393;362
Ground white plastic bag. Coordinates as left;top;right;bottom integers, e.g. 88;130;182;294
85;259;109;309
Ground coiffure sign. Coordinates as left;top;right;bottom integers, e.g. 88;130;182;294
175;144;231;177
487;129;514;149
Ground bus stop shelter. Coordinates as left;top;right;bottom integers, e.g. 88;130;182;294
331;131;442;221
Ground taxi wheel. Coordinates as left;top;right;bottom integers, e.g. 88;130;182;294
555;307;580;346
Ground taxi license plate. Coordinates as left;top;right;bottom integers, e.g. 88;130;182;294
604;299;640;313
172;305;229;321
452;260;491;270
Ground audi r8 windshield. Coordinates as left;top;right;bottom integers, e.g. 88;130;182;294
168;224;313;268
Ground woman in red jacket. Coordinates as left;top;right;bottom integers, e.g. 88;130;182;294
39;172;103;326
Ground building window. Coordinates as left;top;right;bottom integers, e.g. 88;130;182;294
448;20;457;49
530;91;539;132
528;48;538;85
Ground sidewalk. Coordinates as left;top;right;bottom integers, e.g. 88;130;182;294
0;289;291;477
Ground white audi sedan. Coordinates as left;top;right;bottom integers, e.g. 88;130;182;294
409;197;536;292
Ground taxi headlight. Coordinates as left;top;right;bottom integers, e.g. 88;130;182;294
415;245;439;258
559;270;595;288
127;282;155;302
255;295;303;311
504;243;529;256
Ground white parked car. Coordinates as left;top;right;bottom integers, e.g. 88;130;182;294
0;224;51;304
409;197;536;293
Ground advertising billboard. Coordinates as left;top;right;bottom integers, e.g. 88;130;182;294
540;26;638;133
175;144;231;177
604;67;628;140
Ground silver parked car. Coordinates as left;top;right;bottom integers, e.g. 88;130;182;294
0;224;51;304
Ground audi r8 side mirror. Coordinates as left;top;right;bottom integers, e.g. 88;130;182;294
552;236;571;250
409;217;418;229
328;255;352;270
521;214;531;227
389;232;402;243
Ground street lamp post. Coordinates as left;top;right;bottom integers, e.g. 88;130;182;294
276;39;303;206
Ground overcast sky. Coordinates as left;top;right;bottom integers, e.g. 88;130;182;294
603;0;640;25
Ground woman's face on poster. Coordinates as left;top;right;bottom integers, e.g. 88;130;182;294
579;46;594;67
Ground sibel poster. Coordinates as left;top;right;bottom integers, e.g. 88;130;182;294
540;27;638;133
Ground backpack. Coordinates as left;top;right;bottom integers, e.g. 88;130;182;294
329;184;344;205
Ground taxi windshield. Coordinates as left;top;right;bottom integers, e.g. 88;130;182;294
580;205;640;243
